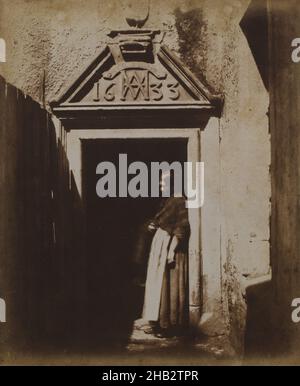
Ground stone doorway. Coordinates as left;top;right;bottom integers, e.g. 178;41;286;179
82;137;188;346
66;128;201;349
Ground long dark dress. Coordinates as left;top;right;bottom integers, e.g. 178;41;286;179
143;196;190;332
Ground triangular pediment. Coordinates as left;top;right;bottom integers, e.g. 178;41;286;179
51;30;222;126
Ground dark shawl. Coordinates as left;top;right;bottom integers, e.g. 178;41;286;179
153;196;190;250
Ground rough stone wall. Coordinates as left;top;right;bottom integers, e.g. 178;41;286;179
268;0;300;357
0;0;271;353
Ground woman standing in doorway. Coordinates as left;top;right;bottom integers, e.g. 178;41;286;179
141;172;190;338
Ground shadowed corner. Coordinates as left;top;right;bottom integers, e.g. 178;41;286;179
243;273;274;362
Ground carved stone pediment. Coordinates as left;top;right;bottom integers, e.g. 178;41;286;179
50;30;222;129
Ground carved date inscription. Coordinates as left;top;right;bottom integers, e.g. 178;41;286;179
121;70;150;101
93;69;180;102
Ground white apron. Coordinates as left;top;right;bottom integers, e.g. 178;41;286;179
142;228;173;321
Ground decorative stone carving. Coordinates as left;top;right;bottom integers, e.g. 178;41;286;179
50;29;222;128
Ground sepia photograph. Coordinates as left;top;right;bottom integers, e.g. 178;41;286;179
0;0;300;368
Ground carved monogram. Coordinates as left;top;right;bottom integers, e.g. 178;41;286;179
93;68;180;102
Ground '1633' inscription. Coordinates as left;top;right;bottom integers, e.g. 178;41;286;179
93;68;180;102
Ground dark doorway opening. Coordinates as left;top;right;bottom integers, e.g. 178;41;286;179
81;138;187;349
